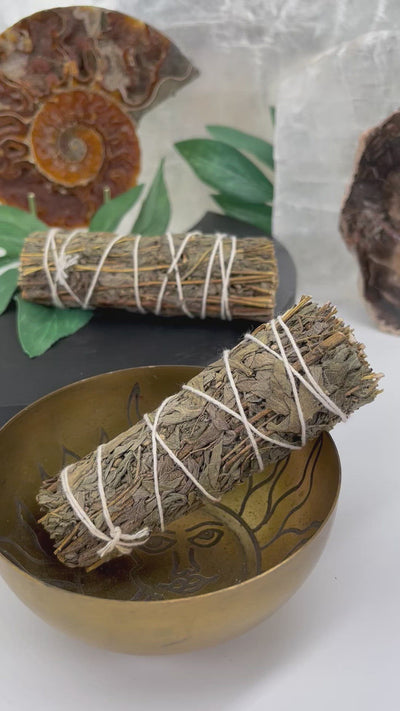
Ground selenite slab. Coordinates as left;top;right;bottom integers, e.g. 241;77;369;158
273;30;400;300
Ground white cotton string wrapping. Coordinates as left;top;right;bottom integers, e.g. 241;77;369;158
43;229;130;310
43;228;87;308
183;349;302;469
60;315;347;558
244;317;348;423
200;233;223;318
219;234;237;320
184;317;347;468
277;317;348;420
43;229;237;319
143;396;220;532
200;233;237;320
132;234;145;314
61;403;219;557
271;318;307;446
154;231;236;319
61;444;150;559
55;228;86;307
222;350;264;468
43;228;64;308
82;233;126;309
155;232;194;317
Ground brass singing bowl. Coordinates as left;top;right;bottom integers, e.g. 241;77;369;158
0;366;340;654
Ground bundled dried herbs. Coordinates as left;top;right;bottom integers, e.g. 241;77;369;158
19;231;277;321
38;296;381;569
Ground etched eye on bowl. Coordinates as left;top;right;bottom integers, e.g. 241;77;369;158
0;7;197;226
140;533;176;555
187;524;225;549
0;366;340;654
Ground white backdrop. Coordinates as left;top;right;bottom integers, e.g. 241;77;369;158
2;1;400;245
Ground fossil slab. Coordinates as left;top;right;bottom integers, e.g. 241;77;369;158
0;6;196;226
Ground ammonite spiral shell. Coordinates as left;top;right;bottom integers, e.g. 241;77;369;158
0;6;197;226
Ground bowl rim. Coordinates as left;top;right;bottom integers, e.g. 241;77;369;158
0;364;342;606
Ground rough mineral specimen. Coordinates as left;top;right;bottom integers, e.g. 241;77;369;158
340;111;400;334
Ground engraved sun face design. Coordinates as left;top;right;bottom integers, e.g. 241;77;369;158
128;508;251;600
126;431;325;600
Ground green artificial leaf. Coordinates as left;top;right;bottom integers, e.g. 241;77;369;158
212;194;272;234
0;206;46;257
0;225;27;258
15;295;93;358
133;159;171;236
269;106;276;126
89;185;144;232
206;125;274;170
0;258;19;314
175;139;273;203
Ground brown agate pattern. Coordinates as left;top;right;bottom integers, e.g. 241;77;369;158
340;111;400;334
0;7;195;226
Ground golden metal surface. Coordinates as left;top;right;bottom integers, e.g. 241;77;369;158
0;366;340;654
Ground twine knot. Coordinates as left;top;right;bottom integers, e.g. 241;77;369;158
61;445;150;560
96;523;150;559
43;227;87;308
54;253;79;284
98;525;123;558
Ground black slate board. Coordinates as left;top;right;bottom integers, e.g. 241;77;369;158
0;213;296;426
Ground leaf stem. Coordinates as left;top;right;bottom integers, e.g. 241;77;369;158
103;186;111;204
27;192;37;217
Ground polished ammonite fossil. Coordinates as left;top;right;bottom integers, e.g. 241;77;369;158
340;111;400;334
0;6;196;226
